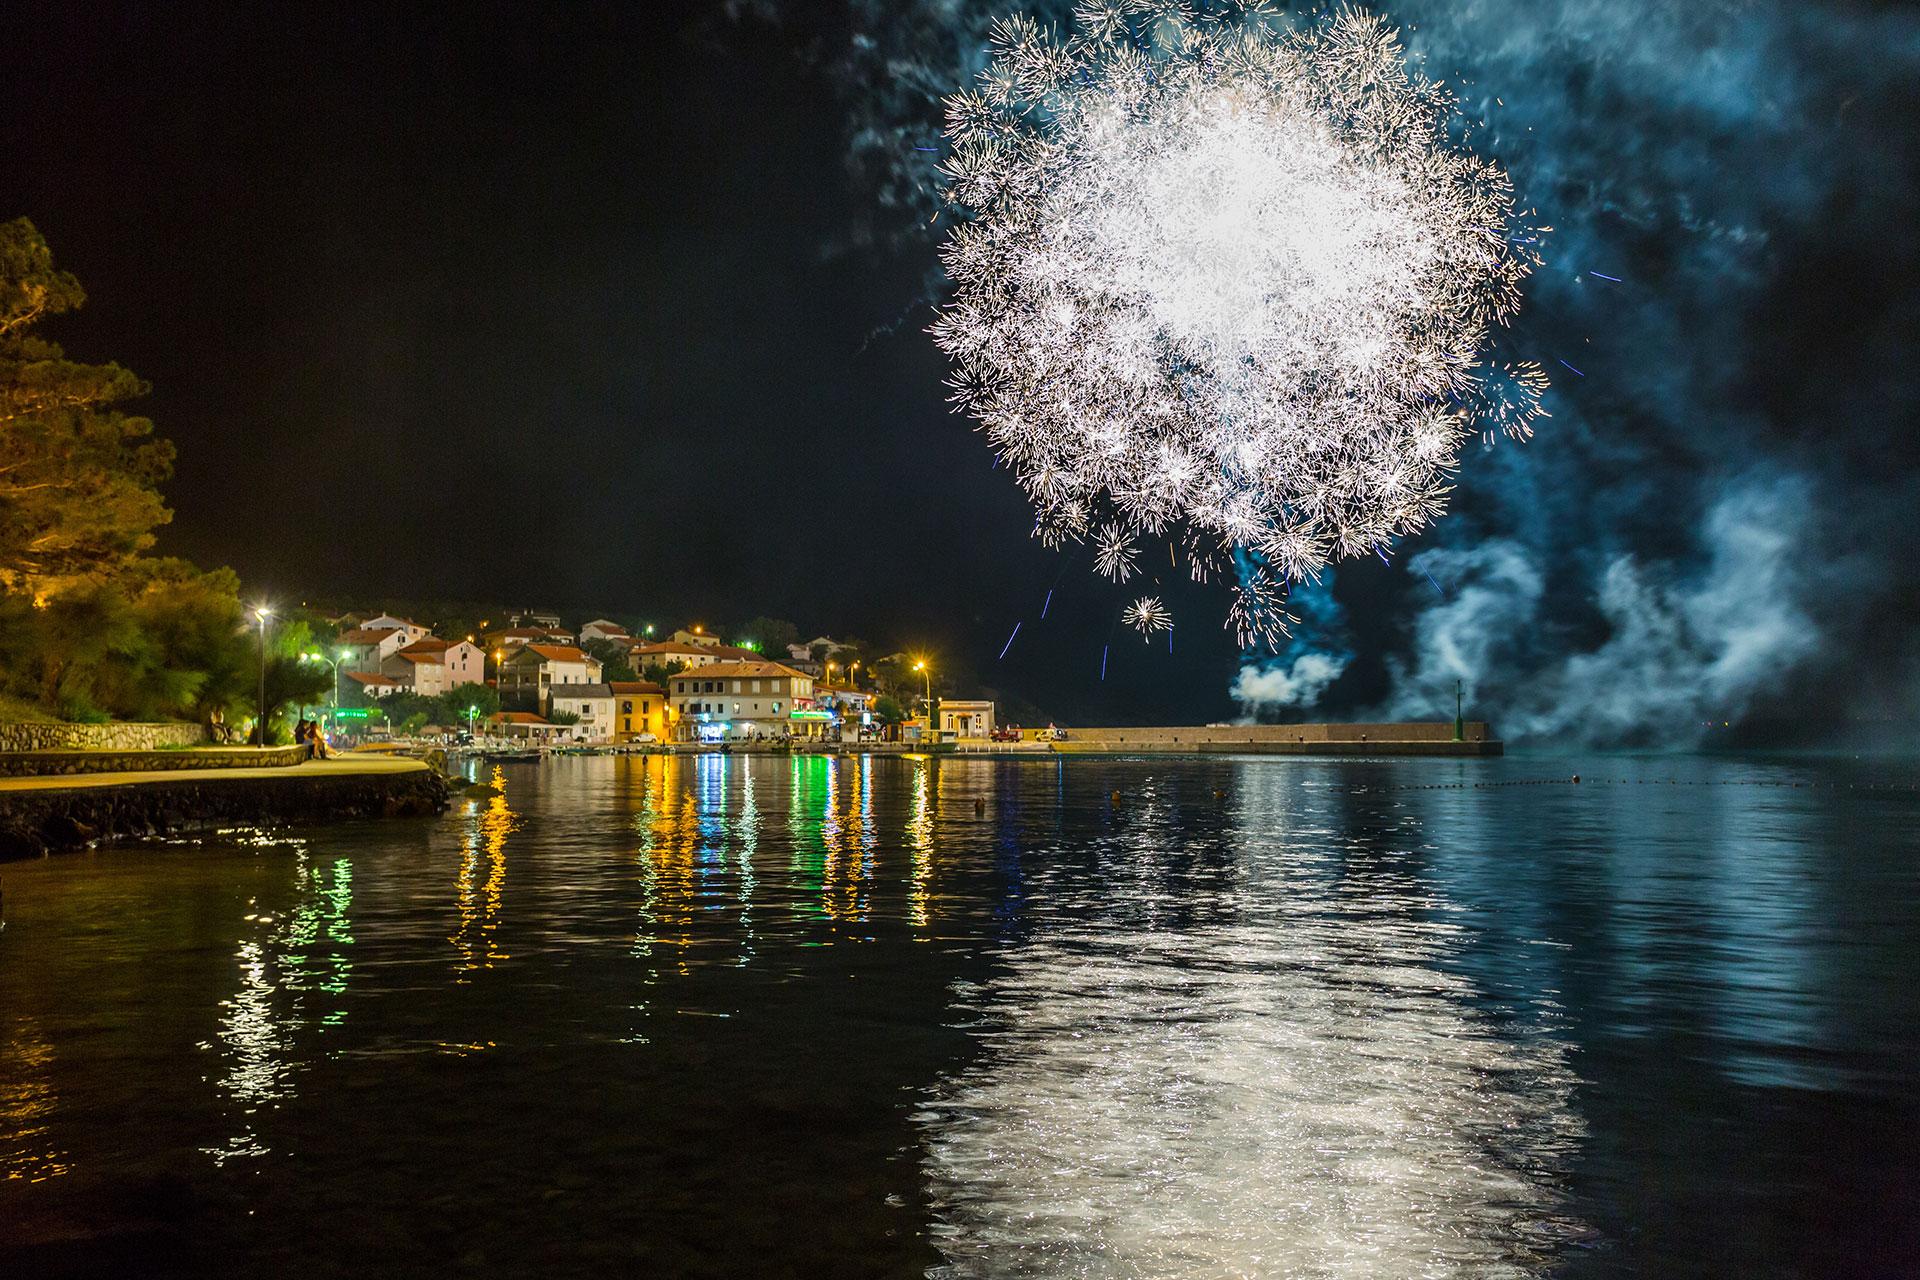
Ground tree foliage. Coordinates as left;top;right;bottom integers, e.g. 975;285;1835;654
736;616;800;655
1;218;175;597
582;637;636;682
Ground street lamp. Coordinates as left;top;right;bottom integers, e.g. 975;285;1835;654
494;649;508;712
914;659;931;715
467;704;478;737
254;606;273;746
301;649;347;708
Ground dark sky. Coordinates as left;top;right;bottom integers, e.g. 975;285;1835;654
6;0;1919;735
3;2;1198;717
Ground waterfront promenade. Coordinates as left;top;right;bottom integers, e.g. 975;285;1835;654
0;753;446;859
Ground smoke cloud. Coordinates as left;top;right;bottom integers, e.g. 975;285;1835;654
1377;476;1824;744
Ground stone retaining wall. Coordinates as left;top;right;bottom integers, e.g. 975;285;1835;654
0;721;206;752
0;746;308;778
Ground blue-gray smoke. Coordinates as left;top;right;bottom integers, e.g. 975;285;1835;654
730;0;1920;745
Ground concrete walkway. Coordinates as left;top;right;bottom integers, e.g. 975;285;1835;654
0;754;430;794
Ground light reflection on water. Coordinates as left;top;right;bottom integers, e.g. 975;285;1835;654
201;837;356;1164
0;752;1915;1277
919;772;1584;1277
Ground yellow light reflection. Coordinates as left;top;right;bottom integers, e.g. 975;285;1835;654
0;1015;72;1183
908;757;934;929
453;766;515;976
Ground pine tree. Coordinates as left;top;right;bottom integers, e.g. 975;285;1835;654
0;217;175;597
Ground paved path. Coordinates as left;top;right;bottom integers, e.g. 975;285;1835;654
0;755;430;794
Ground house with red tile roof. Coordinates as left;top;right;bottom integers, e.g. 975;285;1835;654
499;643;603;714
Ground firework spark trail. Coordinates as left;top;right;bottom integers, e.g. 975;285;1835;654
932;3;1542;647
1122;595;1173;639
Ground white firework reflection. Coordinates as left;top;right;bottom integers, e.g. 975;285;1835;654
918;775;1585;1278
933;4;1544;645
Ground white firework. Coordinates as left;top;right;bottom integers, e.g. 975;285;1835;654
1122;596;1173;638
1093;522;1141;581
931;3;1543;646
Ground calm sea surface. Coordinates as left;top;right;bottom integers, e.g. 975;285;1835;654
1;752;1916;1278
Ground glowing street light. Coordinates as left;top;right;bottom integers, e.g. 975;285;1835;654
914;659;931;718
300;647;349;708
254;606;273;746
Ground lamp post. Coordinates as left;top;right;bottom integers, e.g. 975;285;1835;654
494;649;509;718
914;659;932;734
1453;678;1464;742
254;607;273;746
302;649;347;709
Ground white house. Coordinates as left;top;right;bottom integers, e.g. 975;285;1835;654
361;615;433;645
440;639;485;687
381;648;448;697
579;619;631;644
340;627;411;673
547;682;617;742
500;644;604;714
667;661;821;742
938;700;996;741
345;671;401;699
629;640;761;672
671;628;723;648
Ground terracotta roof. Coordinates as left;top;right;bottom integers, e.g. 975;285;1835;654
628;641;711;658
393;651;443;665
346;672;399;686
517;644;591;663
340;627;400;644
400;638;452;654
609;681;664;695
669;661;812;684
488;711;549;724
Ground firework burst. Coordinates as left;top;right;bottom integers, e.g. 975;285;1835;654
1122;595;1174;638
932;3;1543;648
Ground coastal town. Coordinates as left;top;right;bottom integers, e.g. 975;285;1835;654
315;607;1009;748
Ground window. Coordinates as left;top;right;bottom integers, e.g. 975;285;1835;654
622;701;633;714
732;680;742;694
773;702;782;713
751;680;762;693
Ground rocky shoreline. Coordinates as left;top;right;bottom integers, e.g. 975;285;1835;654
0;766;450;860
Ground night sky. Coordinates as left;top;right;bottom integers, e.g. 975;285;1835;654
6;1;1919;735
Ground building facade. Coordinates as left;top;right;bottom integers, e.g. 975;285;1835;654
667;661;819;741
938;700;997;741
340;626;412;673
380;649;448;697
609;681;668;741
547;683;618;742
500;644;604;714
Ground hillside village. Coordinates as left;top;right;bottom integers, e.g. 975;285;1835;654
318;609;1008;746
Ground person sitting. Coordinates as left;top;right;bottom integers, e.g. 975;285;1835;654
305;719;332;760
207;705;231;744
294;718;314;758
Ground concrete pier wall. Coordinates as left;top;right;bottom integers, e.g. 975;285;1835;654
1050;723;1500;755
0;766;449;860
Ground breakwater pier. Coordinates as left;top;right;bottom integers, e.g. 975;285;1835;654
0;755;448;860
